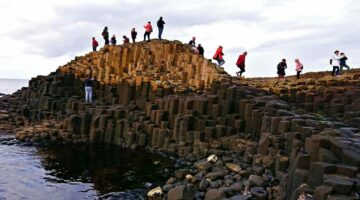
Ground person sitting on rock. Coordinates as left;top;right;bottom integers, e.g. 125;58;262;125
131;28;137;43
295;58;303;79
213;46;225;67
339;52;350;74
277;58;287;79
123;35;130;44
92;37;99;52
110;35;117;45
197;44;204;56
188;37;199;53
236;51;247;77
144;21;153;41
102;26;109;45
84;76;94;103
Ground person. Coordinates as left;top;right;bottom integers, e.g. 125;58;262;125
277;59;287;79
123;35;130;44
84;76;93;103
92;37;99;52
331;50;341;76
144;21;153;41
102;26;109;45
295;58;303;79
197;44;204;56
188;37;198;53
339;52;350;74
110;35;117;45
157;17;165;40
213;46;225;67
236;51;247;77
131;28;137;43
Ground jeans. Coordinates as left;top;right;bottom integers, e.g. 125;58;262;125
158;27;164;39
332;66;339;76
104;38;109;45
132;37;136;43
85;86;93;103
144;32;151;41
296;71;301;79
92;46;97;52
339;64;350;74
216;58;225;67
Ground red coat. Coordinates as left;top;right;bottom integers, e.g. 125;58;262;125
236;54;246;66
92;39;98;47
144;23;153;32
213;47;223;59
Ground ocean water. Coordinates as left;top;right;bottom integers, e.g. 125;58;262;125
0;79;29;95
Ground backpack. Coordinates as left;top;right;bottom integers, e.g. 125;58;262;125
329;59;332;65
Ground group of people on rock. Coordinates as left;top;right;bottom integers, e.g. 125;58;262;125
330;50;350;76
276;58;304;79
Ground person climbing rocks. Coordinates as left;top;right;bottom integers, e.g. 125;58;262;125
331;50;341;76
102;26;109;45
157;17;165;40
295;58;303;79
236;51;247;77
213;46;225;67
110;35;117;45
131;28;137;43
188;37;199;53
123;35;130;44
197;44;204;56
84;76;94;103
277;59;287;79
339;52;350;74
144;21;153;41
92;37;99;52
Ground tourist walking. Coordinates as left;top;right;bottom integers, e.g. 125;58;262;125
84;76;94;103
123;35;130;44
92;37;99;52
131;28;137;43
277;59;287;79
295;59;303;79
236;51;247;77
102;26;109;45
331;50;341;76
110;35;117;45
144;21;153;41
197;44;204;56
339;52;350;74
213;46;225;67
157;17;165;40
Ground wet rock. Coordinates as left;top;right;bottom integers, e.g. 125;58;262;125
206;171;225;181
204;189;226;200
225;163;242;173
247;175;264;187
167;185;195;200
199;179;209;191
174;169;189;179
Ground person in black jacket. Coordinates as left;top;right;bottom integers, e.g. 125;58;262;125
131;28;137;43
102;26;109;45
197;44;204;56
277;59;287;79
84;76;94;103
339;52;350;74
110;35;117;45
157;17;165;40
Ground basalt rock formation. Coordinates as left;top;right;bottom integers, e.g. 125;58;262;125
0;40;359;200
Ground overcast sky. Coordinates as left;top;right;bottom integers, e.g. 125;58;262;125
0;0;359;79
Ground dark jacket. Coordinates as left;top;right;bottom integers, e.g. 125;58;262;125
131;31;137;39
277;62;287;75
84;78;93;87
340;56;348;66
189;40;196;47
197;46;204;56
102;30;109;39
111;36;117;45
157;18;165;28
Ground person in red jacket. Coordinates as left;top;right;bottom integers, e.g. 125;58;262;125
236;51;247;77
92;37;99;52
213;46;225;67
143;21;153;41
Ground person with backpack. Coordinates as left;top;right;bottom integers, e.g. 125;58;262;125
92;37;99;52
123;35;130;44
197;44;204;56
110;35;117;45
131;28;137;43
295;58;303;79
331;50;341;76
277;59;287;79
84;76;94;103
144;21;153;41
236;51;247;77
157;17;165;40
339;52;350;74
213;46;225;67
102;26;109;45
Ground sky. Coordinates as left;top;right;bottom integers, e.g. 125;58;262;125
0;0;359;79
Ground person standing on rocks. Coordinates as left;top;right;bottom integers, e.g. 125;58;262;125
144;21;153;41
213;46;225;67
131;28;137;43
157;17;165;40
123;35;130;44
277;58;287;79
110;35;117;45
102;26;109;45
188;37;199;53
197;44;204;56
84;76;94;103
331;50;341;76
92;37;99;52
339;52;350;74
236;51;247;77
295;59;303;79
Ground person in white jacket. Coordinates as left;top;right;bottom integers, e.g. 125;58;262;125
331;50;342;76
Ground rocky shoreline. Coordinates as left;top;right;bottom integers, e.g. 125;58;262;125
1;41;360;200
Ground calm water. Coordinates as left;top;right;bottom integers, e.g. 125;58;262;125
0;79;28;95
0;134;174;200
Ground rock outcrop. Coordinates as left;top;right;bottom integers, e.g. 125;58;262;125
1;40;359;200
